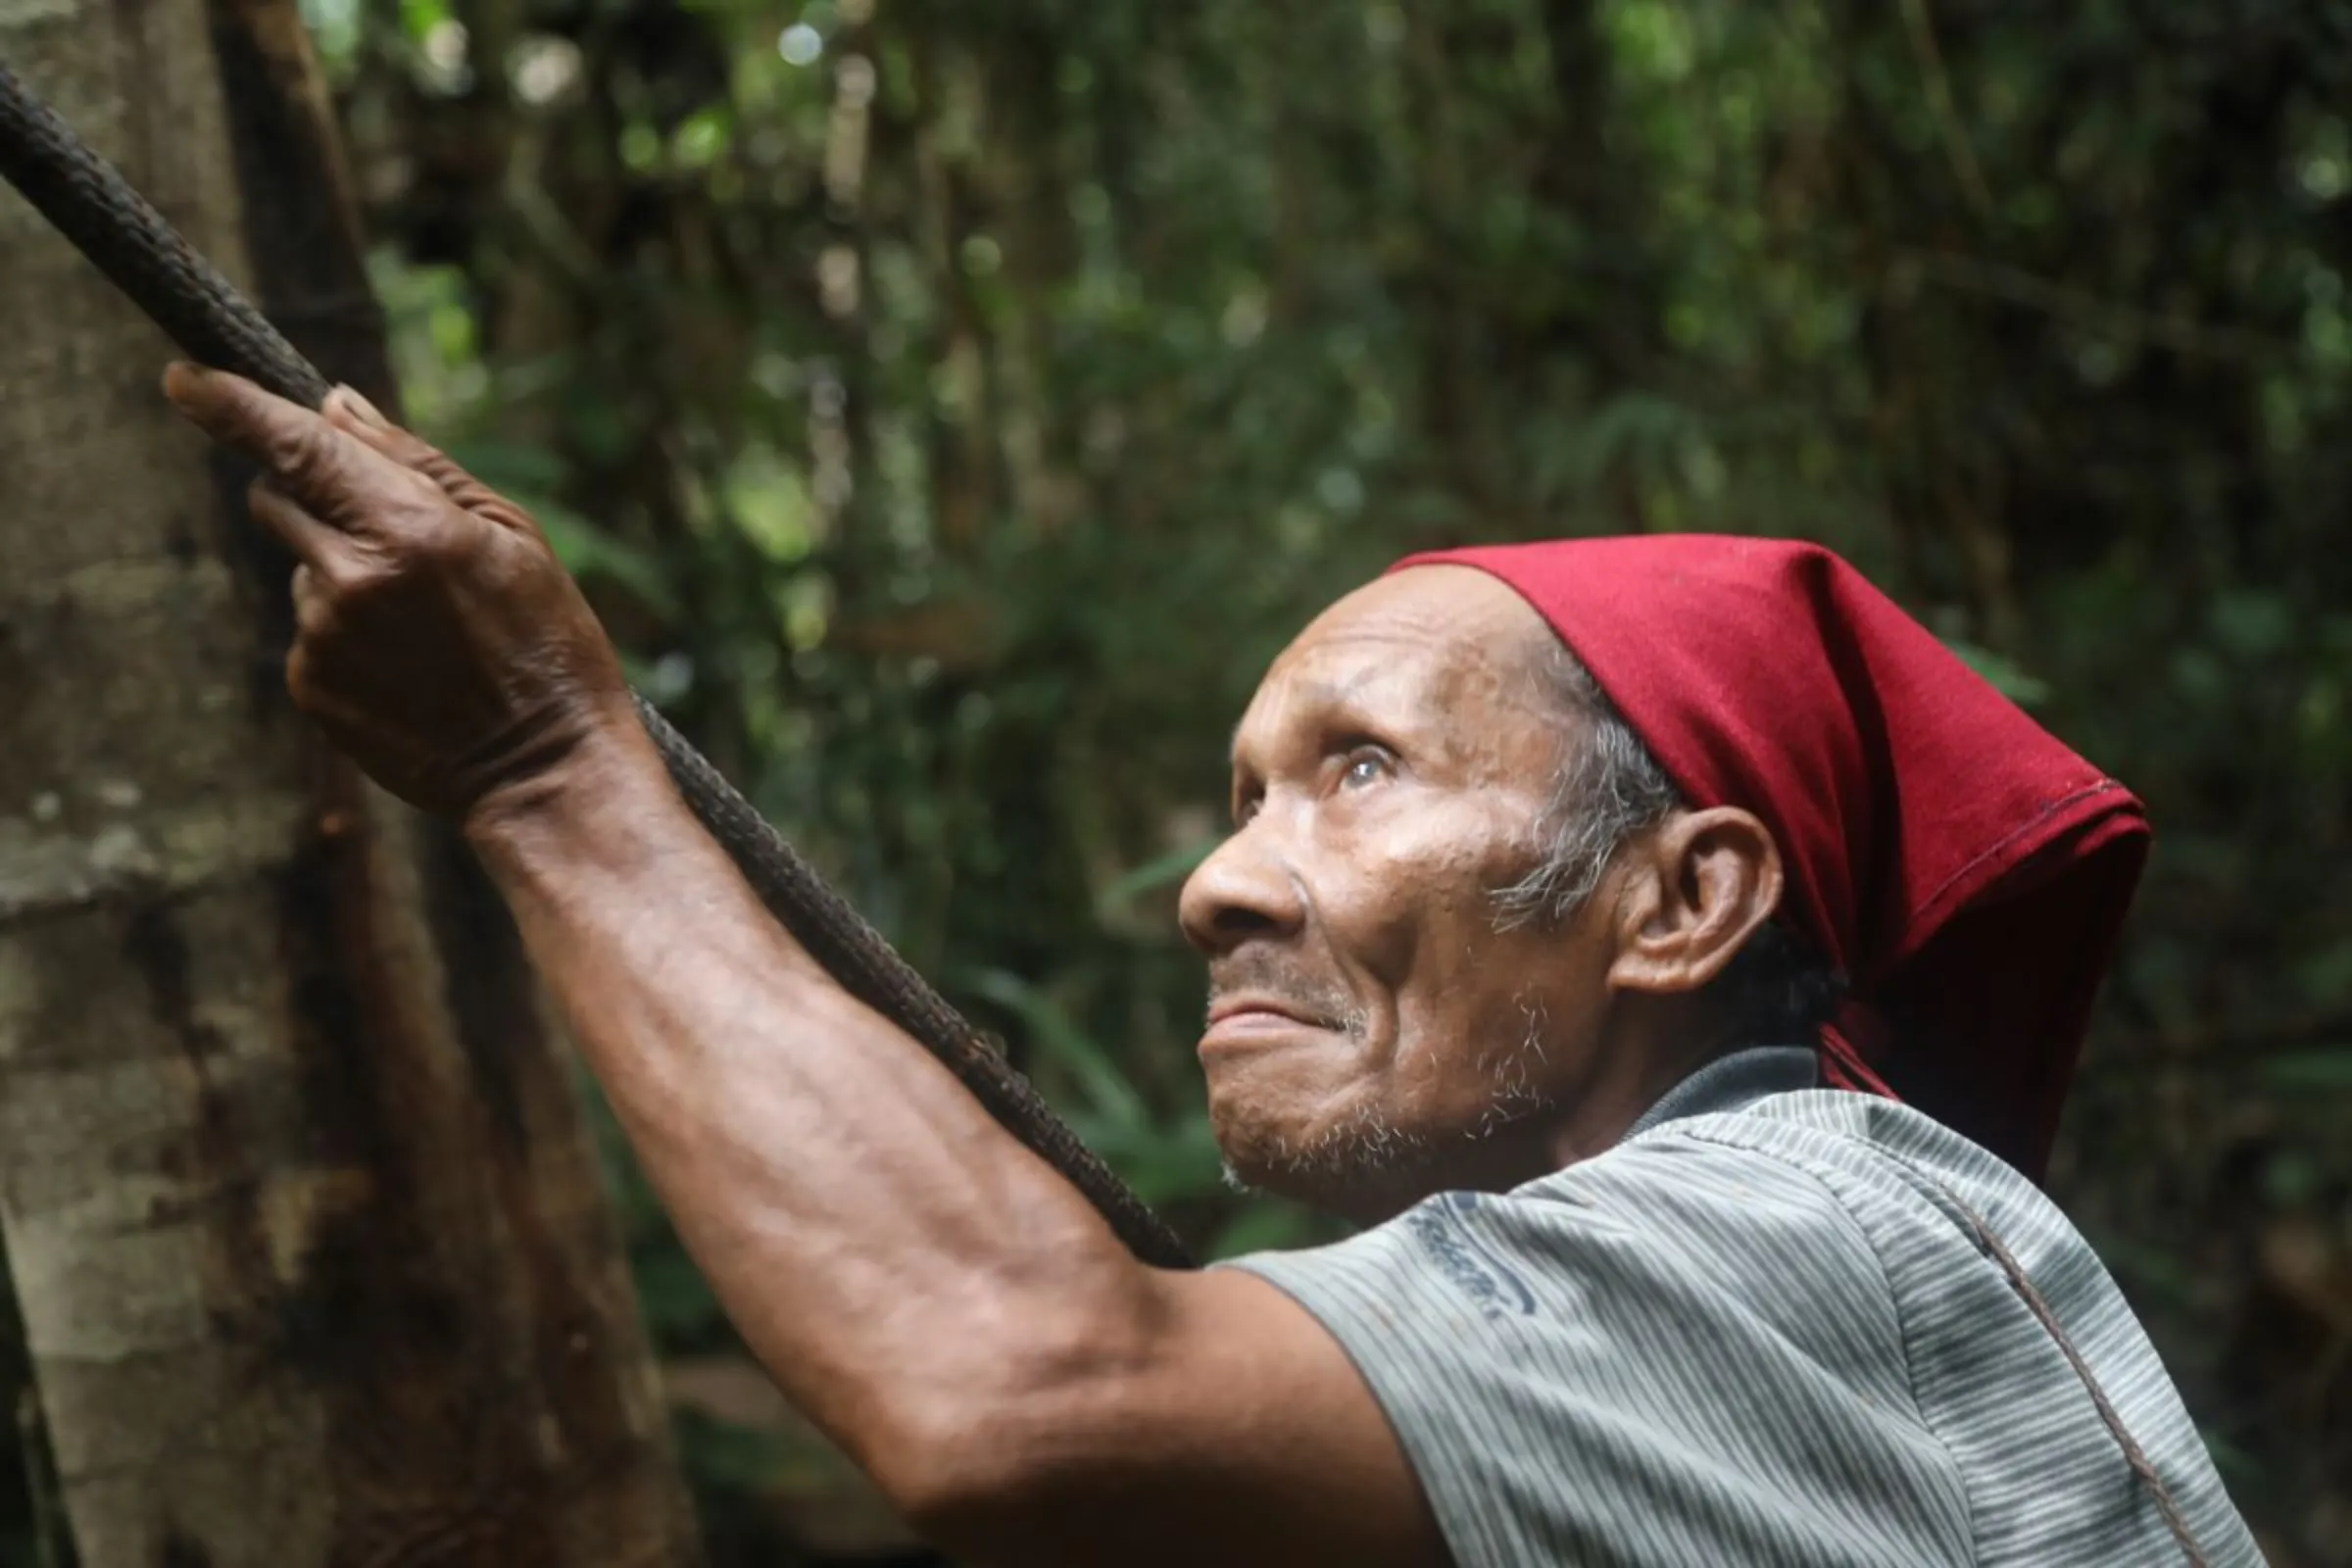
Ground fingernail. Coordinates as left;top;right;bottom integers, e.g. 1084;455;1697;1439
328;384;391;429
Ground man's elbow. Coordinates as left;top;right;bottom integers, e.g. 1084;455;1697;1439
866;1311;1175;1561
880;1398;1117;1559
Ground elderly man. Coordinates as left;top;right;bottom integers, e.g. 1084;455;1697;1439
165;364;2261;1567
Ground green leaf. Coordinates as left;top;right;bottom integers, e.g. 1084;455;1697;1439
397;0;448;42
1097;838;1219;912
1944;640;2051;707
1106;1117;1230;1205
1207;1199;1329;1260
530;499;683;619
442;439;571;495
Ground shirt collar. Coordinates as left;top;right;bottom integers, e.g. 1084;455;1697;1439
1624;1045;1819;1140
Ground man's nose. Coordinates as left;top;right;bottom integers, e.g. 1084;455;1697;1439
1177;826;1307;956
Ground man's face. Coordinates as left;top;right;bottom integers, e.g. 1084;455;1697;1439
1178;565;1621;1221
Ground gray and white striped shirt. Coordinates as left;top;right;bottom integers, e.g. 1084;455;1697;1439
1226;1048;2263;1566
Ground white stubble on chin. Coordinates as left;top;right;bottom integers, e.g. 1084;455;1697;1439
1221;990;1558;1203
1219;1094;1432;1204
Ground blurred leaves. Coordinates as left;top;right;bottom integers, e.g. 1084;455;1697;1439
2260;1048;2352;1096
289;0;2352;1558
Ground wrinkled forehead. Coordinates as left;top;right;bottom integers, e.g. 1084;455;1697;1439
1236;564;1560;749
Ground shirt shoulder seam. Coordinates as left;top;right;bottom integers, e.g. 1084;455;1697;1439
1646;1118;1984;1564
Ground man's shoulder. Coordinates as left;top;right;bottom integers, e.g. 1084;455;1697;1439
1495;1087;1990;1239
1613;1084;2045;1224
1223;1095;1986;1568
1227;1091;2268;1568
1453;1085;2089;1336
1513;1092;1900;1235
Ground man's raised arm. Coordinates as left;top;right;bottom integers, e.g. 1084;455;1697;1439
162;364;1446;1568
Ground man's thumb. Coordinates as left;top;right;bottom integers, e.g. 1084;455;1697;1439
322;385;433;465
324;384;514;519
324;384;394;430
324;385;463;482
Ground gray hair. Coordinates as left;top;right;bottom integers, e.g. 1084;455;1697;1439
1491;637;1683;930
1493;633;1846;1044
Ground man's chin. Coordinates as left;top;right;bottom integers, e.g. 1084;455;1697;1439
1210;1111;1443;1226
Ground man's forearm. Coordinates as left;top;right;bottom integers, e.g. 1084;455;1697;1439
462;731;1162;1506
156;370;1445;1568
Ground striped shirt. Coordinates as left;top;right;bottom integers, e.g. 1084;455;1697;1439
1225;1048;2264;1566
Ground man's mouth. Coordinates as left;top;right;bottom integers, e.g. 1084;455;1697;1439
1200;995;1337;1055
1206;996;1322;1028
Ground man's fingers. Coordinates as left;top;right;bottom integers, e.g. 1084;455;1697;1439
164;363;417;528
322;385;437;468
248;478;363;577
323;385;536;528
289;564;333;638
164;361;323;466
324;384;393;430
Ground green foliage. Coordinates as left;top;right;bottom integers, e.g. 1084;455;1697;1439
199;0;2352;1558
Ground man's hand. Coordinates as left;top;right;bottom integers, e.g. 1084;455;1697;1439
163;364;640;823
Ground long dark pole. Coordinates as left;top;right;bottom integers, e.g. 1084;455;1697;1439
0;55;1194;1271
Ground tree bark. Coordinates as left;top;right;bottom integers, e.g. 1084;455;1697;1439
0;0;705;1560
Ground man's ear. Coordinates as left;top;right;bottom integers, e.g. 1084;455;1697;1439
1602;808;1783;997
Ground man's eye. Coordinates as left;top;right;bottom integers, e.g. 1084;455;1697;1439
1341;749;1393;787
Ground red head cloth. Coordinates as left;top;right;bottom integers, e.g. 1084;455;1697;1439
1393;535;2150;1182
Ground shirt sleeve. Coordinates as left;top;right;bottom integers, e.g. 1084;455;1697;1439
1218;1132;1977;1568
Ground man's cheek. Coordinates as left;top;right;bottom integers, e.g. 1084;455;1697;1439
1311;855;1432;986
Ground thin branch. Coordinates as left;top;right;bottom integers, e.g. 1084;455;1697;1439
1896;0;1995;222
1899;246;2299;363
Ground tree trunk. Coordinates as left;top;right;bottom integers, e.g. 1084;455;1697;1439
0;0;705;1560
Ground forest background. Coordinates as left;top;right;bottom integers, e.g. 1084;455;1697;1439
1;0;2348;1563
